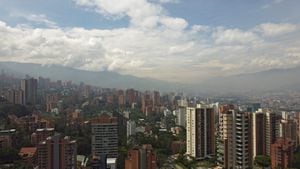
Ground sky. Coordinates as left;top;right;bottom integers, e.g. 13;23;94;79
0;0;300;83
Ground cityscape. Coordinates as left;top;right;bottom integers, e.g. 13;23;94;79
1;0;300;169
1;71;300;169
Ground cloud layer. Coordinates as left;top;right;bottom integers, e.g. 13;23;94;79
0;0;300;83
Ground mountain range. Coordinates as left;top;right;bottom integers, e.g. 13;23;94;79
0;62;183;92
0;61;300;93
201;67;300;93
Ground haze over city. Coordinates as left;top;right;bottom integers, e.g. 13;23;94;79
0;0;300;83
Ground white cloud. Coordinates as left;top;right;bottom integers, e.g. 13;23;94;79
74;0;162;28
168;42;194;54
157;0;180;4
213;28;260;45
10;13;58;28
160;17;188;30
25;14;58;28
191;25;210;33
255;23;298;37
73;0;187;29
1;19;300;82
262;0;285;9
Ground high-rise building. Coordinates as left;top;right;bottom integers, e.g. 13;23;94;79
126;89;138;107
31;128;55;146
37;134;77;169
125;149;140;169
186;104;215;159
46;93;59;112
271;138;294;169
142;92;153;116
246;103;261;113
125;145;157;169
118;90;125;107
153;91;160;107
234;110;251;169
91;114;118;158
142;144;157;169
295;112;300;146
265;110;277;156
251;109;277;159
173;106;186;128
217;105;251;169
21;78;38;105
83;85;91;97
7;89;24;105
127;120;136;138
177;99;188;107
279;117;298;149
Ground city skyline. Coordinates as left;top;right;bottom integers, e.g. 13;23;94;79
1;74;300;168
0;0;300;82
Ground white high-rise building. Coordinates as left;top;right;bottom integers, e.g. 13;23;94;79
177;99;188;107
173;107;187;128
127;120;136;138
186;104;215;159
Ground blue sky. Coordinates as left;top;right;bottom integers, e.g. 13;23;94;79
0;0;299;82
1;0;299;29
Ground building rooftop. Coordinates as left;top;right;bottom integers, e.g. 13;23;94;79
19;147;37;158
0;129;16;133
36;128;54;132
107;158;117;164
90;114;118;124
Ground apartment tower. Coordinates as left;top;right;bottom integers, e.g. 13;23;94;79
21;78;38;105
125;145;157;169
217;105;251;169
251;109;277;160
186;104;215;159
271;138;294;169
91;114;118;158
37;134;77;169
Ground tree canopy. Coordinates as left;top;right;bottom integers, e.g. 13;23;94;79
254;155;271;168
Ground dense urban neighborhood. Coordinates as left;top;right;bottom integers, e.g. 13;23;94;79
0;72;300;169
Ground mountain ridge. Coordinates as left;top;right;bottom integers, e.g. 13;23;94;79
1;61;300;93
0;61;183;92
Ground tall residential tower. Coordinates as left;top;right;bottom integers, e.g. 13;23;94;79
21;78;38;105
186;104;215;159
91;114;118;158
217;105;251;169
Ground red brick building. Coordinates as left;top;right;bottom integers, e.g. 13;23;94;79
31;128;55;146
271;138;294;169
125;145;157;169
37;134;77;169
125;149;140;169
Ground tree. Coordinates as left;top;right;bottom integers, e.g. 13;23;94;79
254;155;271;169
0;104;30;118
0;147;20;164
292;147;300;168
77;137;91;155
